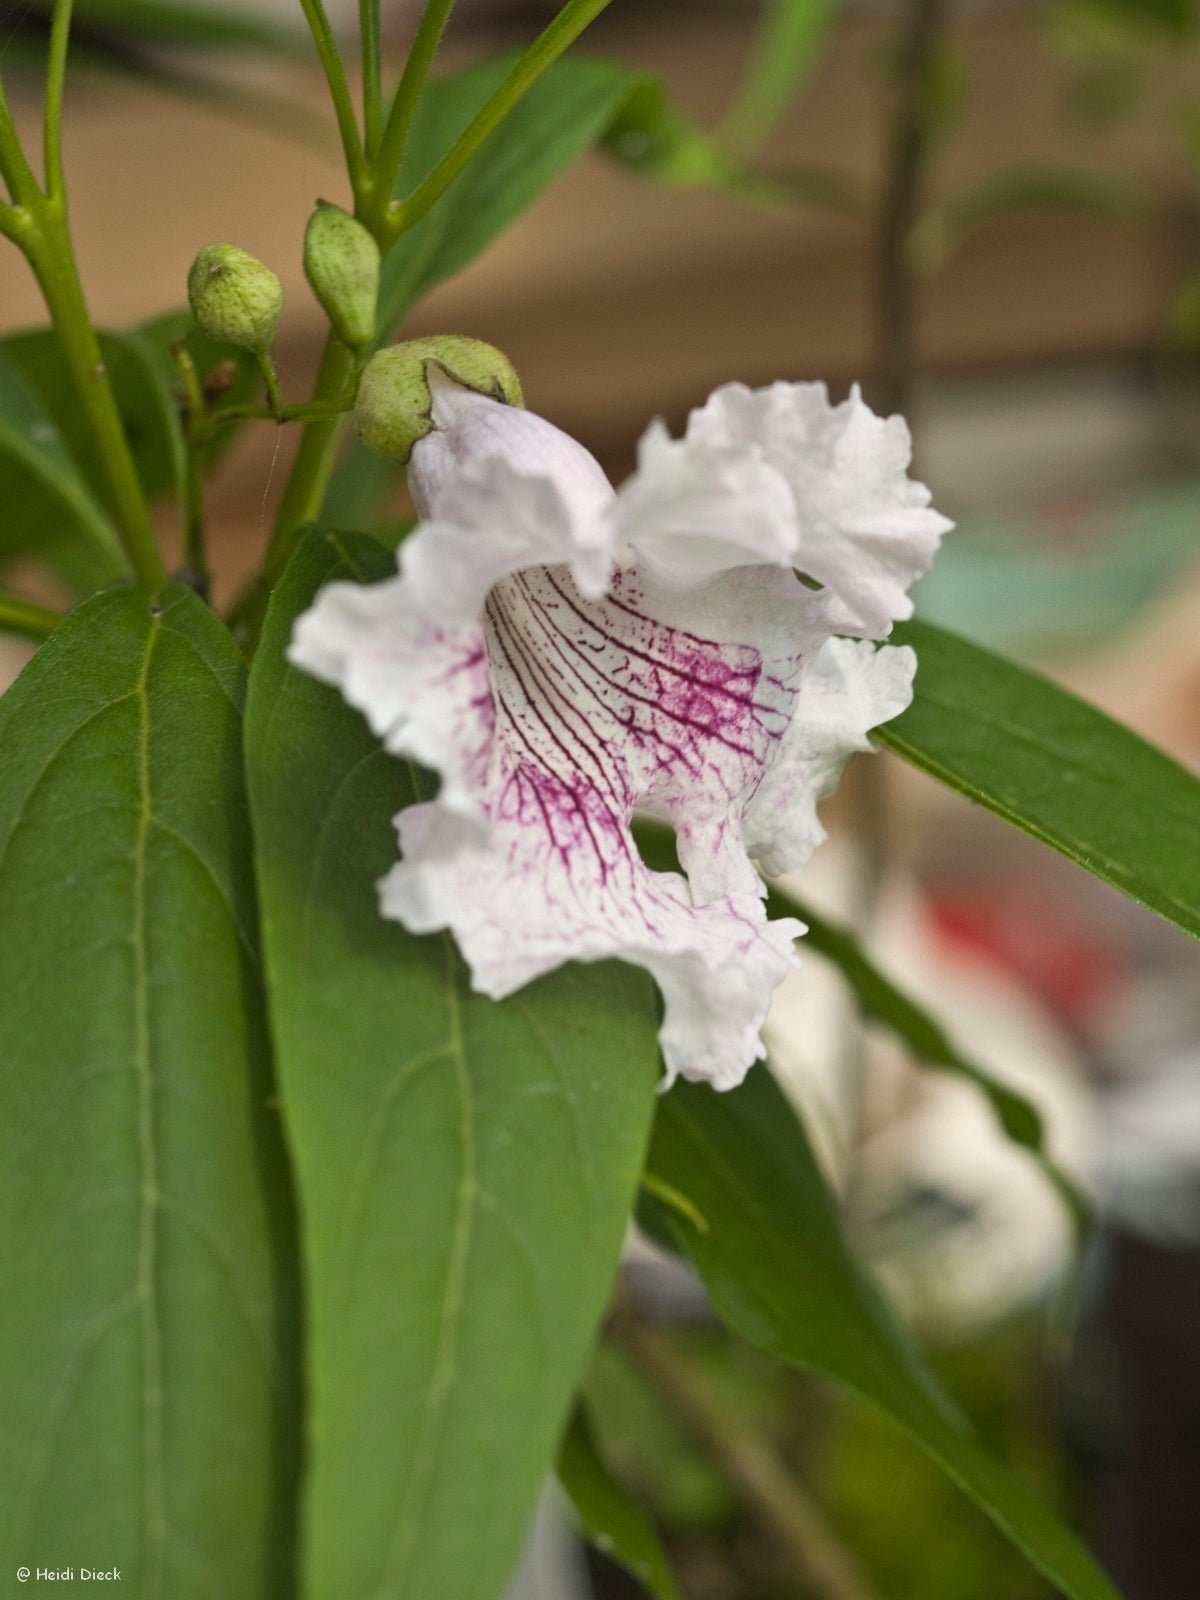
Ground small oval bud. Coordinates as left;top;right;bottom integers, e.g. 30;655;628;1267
303;200;380;353
187;243;282;356
354;336;524;465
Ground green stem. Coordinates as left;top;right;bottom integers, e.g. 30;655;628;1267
0;75;41;204
172;343;208;593
265;0;613;585
298;0;366;197
383;0;617;242
25;212;163;587
181;428;209;596
613;1304;881;1600
874;0;946;422
359;0;383;160
43;0;74;200
265;336;354;582
257;352;285;420
365;0;456;232
211;394;353;428
0;592;63;641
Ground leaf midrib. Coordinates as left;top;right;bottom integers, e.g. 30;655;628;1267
133;614;168;1600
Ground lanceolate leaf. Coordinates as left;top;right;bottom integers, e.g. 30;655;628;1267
245;528;661;1600
648;1070;1122;1600
326;56;641;529
380;55;641;329
558;1405;680;1600
719;0;842;156
880;620;1200;941
0;588;300;1595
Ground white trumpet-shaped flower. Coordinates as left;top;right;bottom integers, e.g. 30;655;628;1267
290;373;950;1089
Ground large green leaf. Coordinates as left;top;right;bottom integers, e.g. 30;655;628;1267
648;1070;1122;1600
0;587;300;1594
880;619;1200;941
558;1405;679;1600
325;55;640;529
245;528;661;1600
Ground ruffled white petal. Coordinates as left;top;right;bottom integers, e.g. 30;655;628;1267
289;568;494;824
680;381;952;637
744;637;917;878
610;417;799;584
382;796;802;1091
291;374;944;1090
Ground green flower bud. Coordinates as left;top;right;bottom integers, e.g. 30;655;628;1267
354;336;524;465
187;243;282;356
303;200;380;353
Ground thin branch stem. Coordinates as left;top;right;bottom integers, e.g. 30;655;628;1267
366;0;455;232
383;0;617;243
210;395;353;428
874;0;947;422
839;0;949;1162
172;343;208;594
264;335;355;582
612;1303;881;1600
24;216;164;586
298;0;367;196
266;0;613;584
0;45;159;586
0;592;63;641
359;0;383;160
257;352;285;420
0;75;41;205
180;427;209;596
44;0;74;201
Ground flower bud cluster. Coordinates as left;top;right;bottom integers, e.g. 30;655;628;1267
187;217;523;449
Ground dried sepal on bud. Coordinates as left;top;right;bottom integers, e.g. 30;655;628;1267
353;335;524;465
303;201;380;354
187;243;282;356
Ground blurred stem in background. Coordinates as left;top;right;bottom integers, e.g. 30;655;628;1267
0;592;62;640
875;0;948;426
612;1296;881;1600
842;0;949;1160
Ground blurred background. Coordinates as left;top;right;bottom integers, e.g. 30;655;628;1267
1;1;1198;1596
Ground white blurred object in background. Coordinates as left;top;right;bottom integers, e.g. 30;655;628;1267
1102;1050;1200;1244
766;843;1095;1335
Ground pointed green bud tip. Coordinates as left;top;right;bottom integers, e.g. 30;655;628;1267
187;243;282;356
354;336;524;465
303;200;380;353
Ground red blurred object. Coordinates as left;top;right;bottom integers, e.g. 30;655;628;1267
929;879;1127;1031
